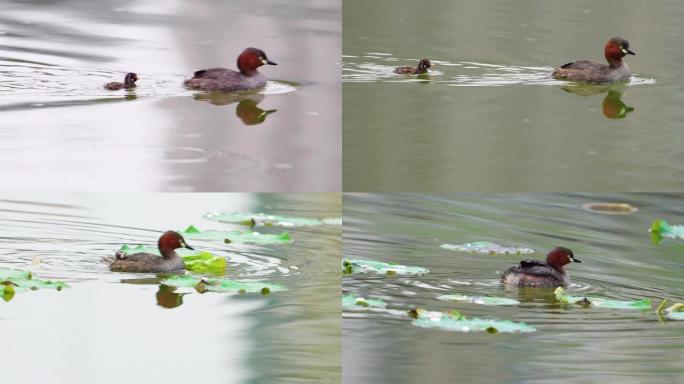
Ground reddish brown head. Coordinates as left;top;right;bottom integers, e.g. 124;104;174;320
545;247;581;271
158;231;193;258
604;37;635;67
237;47;277;76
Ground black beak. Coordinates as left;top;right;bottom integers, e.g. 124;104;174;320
184;243;194;250
266;59;277;65
626;49;636;55
572;257;581;263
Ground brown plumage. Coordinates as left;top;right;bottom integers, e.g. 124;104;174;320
552;37;635;83
394;59;432;74
104;72;138;90
184;47;276;92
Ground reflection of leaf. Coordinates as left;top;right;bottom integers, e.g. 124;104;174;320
411;308;535;333
342;294;386;309
440;241;534;255
554;287;651;309
180;225;293;245
437;294;519;306
649;220;684;244
203;212;341;228
342;258;429;276
161;275;285;294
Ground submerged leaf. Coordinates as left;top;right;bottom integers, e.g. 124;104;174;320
437;294;520;306
342;258;429;276
342;294;386;309
161;274;285;294
180;225;293;245
203;212;342;227
554;287;651;309
440;241;534;255
411;308;535;333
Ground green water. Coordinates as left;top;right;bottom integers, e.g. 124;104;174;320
343;0;684;191
343;193;684;383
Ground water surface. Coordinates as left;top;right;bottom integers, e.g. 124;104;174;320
343;193;683;383
0;193;341;384
343;0;684;191
0;0;340;191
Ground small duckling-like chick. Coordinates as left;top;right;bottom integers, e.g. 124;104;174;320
394;59;432;74
109;231;192;273
104;72;138;90
501;247;581;288
552;37;635;83
184;47;277;92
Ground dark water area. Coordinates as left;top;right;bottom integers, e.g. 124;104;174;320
343;193;684;383
0;193;341;384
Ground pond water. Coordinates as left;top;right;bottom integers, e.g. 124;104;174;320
0;193;341;384
343;193;684;383
343;0;684;192
0;0;340;191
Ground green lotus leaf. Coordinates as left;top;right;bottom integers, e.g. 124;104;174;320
411;308;535;333
440;241;535;255
649;220;684;244
0;268;69;302
342;258;429;276
161;274;286;294
342;294;386;309
116;247;226;275
203;212;342;227
181;251;227;275
554;287;651;309
180;225;293;245
656;299;684;320
437;294;520;306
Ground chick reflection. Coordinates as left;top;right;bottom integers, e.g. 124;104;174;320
192;92;276;125
560;85;634;119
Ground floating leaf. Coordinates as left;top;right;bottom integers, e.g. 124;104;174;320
554;287;651;309
649;220;684;244
656;298;684;321
582;202;637;214
437;294;520;306
181;251;227;275
411;308;535;333
161;274;285;294
180;225;293;245
203;212;342;227
440;241;535;255
342;294;386;309
342;258;429;275
0;268;31;281
0;268;69;301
